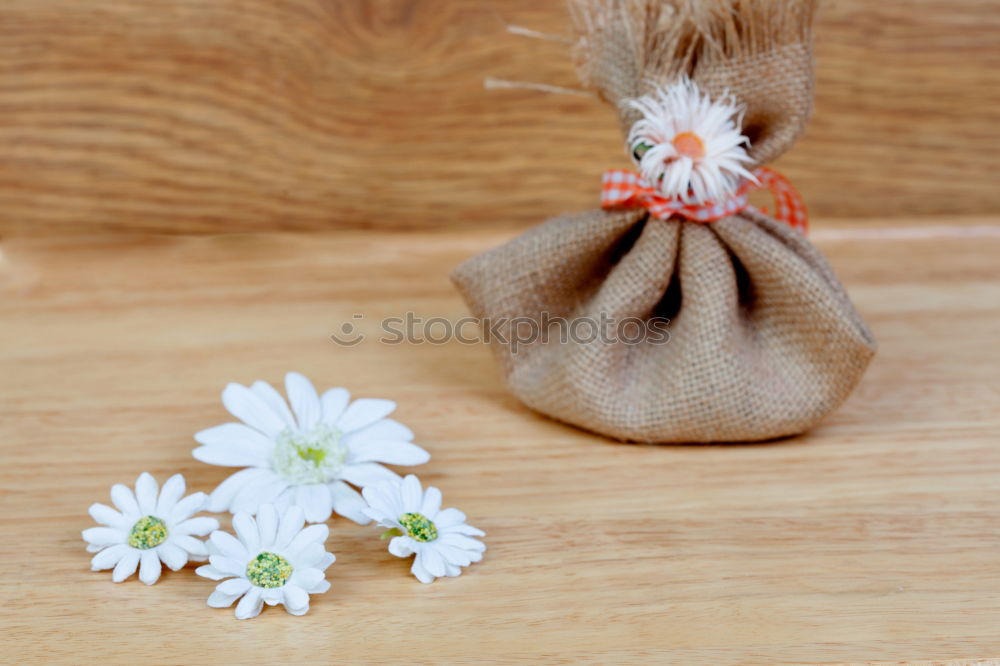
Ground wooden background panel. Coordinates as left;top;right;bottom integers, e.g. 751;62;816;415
0;0;997;236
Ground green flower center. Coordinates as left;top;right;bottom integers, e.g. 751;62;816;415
127;515;168;550
271;424;348;485
245;551;293;588
399;512;438;542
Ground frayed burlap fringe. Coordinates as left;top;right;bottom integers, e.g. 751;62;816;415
570;0;819;164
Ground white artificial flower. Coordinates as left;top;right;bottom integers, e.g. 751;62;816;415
196;504;334;619
83;472;218;585
194;372;430;524
362;474;485;584
626;76;756;204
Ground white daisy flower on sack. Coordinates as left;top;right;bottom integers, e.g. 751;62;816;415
626;76;756;204
196;504;334;619
83;472;218;584
194;372;429;524
362;474;485;584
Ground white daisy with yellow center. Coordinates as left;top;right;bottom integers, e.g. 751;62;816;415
362;474;486;584
193;372;430;524
82;472;219;584
196;504;334;619
626;77;756;204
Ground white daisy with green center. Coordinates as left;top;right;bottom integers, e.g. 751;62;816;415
196;504;334;619
362;474;486;584
193;372;430;524
82;472;218;584
626;76;756;204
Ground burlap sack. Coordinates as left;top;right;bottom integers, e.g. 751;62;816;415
452;0;876;443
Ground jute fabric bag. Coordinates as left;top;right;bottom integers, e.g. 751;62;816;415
452;0;876;443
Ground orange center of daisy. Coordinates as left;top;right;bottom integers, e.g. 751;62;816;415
672;132;705;160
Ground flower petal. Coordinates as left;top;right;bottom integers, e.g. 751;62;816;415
193;438;272;470
173;516;219;537
196;564;230;581
421;486;442;517
208;554;245;576
134;473;159;515
250;380;296;429
195;423;275;460
435;543;474;567
110;484;140;518
318;552;335;571
442;522;486;538
410;555;435;584
274;506;306;550
210;530;249;561
231;473;288;515
282;584;309;612
235;587;264;620
361;483;404;521
342;418;413;446
285;372;321;431
256;504;279;549
388;536;415;558
340;462;399;489
208;590;242;608
232;513;260;553
319;388;351;426
139;549;162;585
434;507;467;528
82;527;123;547
112;549;140;582
292;543;326;569
207;468;271;513
155;474;186;517
291;567;324;590
295;484;332;524
329;481;370;525
91;543;129;570
336;398;396;433
169;492;208;524
439;533;487;552
158;542;188;571
400;474;423;511
285;524;329;557
217;577;251;596
348;440;429;467
175;535;209;557
222;383;286;438
419;546;448;578
89;503;128;530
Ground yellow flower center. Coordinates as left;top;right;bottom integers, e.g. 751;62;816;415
672;132;705;160
127;515;168;550
399;512;438;542
245;551;293;588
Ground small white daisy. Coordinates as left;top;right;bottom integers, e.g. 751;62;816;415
194;372;430;524
83;472;218;584
196;504;334;619
626;77;756;204
362;474;485;584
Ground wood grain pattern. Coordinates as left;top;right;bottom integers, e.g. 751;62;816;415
2;221;1000;664
0;0;997;236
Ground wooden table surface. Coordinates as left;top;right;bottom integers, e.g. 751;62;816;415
2;218;999;664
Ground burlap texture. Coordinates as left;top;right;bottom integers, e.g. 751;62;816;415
451;0;876;443
453;209;875;442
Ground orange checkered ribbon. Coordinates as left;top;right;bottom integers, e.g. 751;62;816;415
600;166;808;232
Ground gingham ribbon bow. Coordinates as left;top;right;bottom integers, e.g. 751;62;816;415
600;166;808;232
